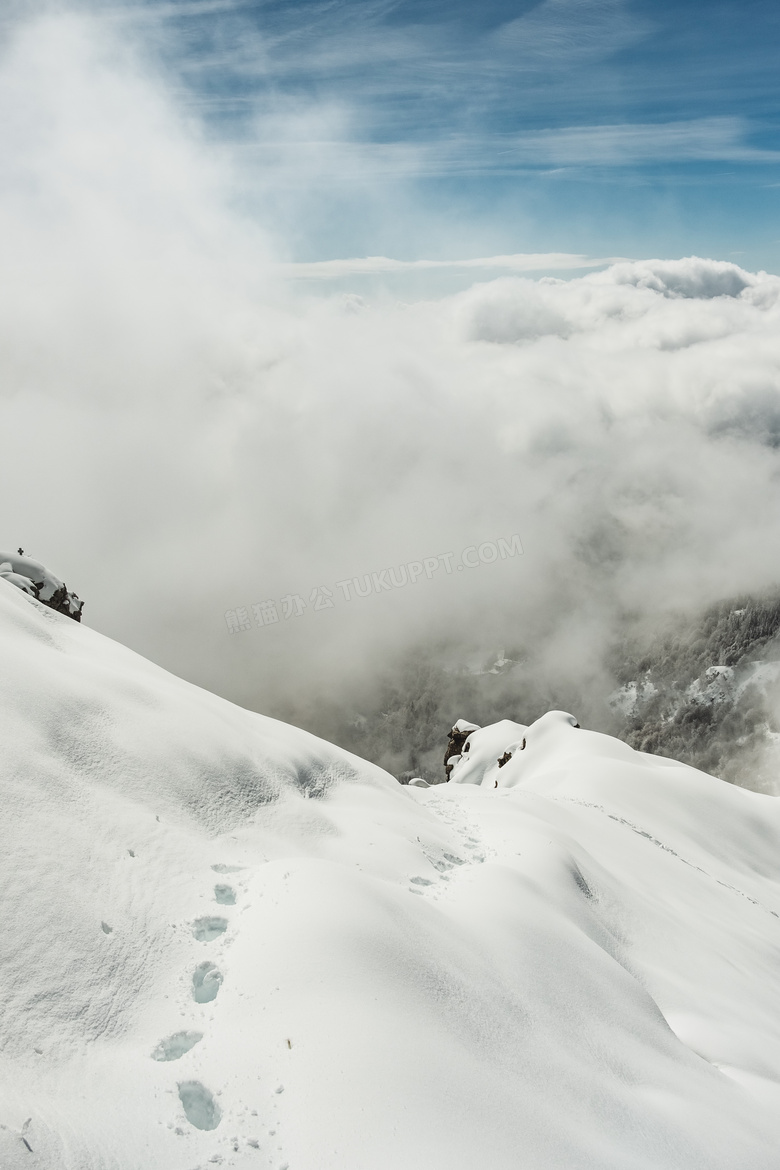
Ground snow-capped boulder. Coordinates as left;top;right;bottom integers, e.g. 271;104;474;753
446;717;528;786
0;550;83;619
443;718;481;779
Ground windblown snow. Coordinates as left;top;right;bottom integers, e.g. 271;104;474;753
3;579;780;1170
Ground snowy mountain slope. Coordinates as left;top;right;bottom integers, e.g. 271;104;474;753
3;581;780;1169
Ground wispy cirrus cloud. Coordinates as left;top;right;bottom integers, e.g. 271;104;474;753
486;117;780;168
14;0;779;267
234;115;779;190
489;0;648;66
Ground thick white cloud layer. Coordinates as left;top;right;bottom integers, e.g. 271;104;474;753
2;10;780;719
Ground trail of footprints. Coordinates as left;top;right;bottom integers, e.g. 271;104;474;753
153;802;482;1158
152;866;235;1135
153;861;284;1161
407;793;490;897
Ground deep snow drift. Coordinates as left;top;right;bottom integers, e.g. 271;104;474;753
3;580;780;1169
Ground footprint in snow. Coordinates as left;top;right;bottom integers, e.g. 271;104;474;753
151;1031;203;1061
192;961;223;1003
177;1080;221;1130
214;884;236;905
191;917;227;942
424;850;469;874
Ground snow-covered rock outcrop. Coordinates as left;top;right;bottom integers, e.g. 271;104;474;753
445;717;528;786
0;550;83;620
3;578;780;1169
443;717;481;779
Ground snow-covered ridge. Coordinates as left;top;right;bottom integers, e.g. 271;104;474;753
3;579;780;1169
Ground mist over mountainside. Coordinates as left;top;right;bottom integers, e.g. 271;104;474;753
3;9;780;802
612;593;780;791
292;592;780;793
3;8;780;738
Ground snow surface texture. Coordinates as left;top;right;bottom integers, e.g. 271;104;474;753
3;578;780;1169
0;552;83;621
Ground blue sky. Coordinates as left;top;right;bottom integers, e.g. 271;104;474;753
55;0;780;270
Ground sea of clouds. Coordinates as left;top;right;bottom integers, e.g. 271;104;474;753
2;8;780;740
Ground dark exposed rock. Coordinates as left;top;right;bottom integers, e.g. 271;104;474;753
444;719;481;780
